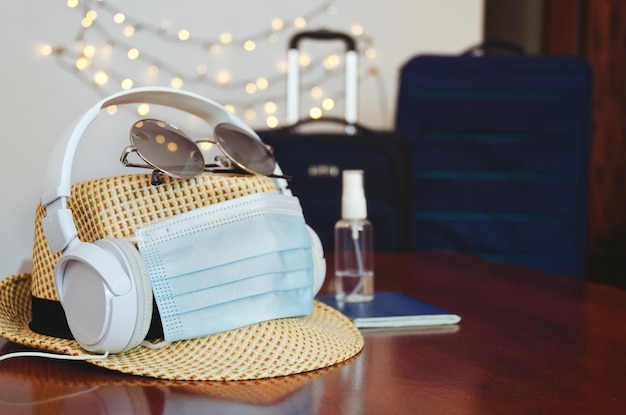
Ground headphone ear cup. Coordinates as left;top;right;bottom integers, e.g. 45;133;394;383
54;238;152;354
306;225;326;295
99;238;153;352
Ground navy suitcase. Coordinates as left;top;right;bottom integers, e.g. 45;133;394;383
259;30;411;253
395;41;593;278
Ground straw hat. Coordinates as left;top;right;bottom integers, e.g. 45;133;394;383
0;173;363;381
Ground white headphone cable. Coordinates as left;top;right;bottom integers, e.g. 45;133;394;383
0;350;109;362
0;340;171;363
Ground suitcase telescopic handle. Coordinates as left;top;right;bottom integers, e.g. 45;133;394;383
286;30;359;133
289;30;357;51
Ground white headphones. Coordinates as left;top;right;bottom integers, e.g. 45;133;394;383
41;87;326;354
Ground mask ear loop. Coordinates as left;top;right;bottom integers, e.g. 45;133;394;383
140;340;170;349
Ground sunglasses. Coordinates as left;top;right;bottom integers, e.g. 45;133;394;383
120;119;288;184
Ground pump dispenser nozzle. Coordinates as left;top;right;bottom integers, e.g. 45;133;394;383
341;170;367;220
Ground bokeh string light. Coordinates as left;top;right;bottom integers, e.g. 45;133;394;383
41;0;382;128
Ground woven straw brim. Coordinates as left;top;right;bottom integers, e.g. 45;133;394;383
0;341;353;405
0;273;363;381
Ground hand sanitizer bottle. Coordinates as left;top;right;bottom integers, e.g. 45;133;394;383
334;170;374;303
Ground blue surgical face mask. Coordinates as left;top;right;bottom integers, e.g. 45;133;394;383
135;192;315;343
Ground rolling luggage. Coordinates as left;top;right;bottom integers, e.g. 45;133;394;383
260;30;410;253
395;41;593;278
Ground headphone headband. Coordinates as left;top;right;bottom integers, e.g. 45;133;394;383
42;87;260;206
41;87;286;252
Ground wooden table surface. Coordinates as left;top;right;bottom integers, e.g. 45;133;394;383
0;252;624;414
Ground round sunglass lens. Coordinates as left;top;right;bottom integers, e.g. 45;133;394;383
214;124;275;175
131;119;204;179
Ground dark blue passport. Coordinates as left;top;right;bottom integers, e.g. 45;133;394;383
316;292;461;328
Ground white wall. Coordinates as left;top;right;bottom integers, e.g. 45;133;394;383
0;0;483;279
